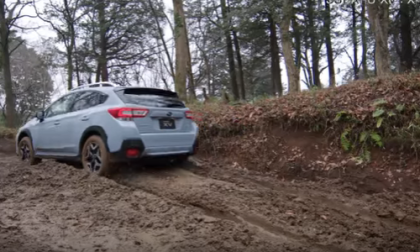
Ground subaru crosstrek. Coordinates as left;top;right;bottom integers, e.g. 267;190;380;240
15;82;199;176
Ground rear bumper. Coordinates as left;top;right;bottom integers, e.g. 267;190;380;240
110;139;145;162
110;137;198;163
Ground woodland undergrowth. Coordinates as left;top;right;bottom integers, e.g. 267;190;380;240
0;126;16;139
191;73;420;162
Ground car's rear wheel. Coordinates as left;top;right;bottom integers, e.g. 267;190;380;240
81;135;112;176
18;136;41;165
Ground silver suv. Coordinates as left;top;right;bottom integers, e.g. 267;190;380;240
15;82;199;175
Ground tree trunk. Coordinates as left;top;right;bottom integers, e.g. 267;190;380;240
74;48;81;86
232;30;245;99
0;0;16;127
220;0;239;100
203;54;211;96
66;48;74;90
1;45;15;128
184;23;196;100
64;0;77;88
210;63;216;96
303;48;313;87
361;1;368;78
366;1;391;77
268;14;282;96
202;87;209;102
280;0;300;93
373;45;377;76
399;0;412;72
173;0;188;100
324;0;336;87
95;62;101;82
307;0;321;88
98;0;108;81
352;3;359;80
292;17;301;70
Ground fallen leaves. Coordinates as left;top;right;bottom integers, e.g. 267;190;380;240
192;74;420;191
192;73;420;154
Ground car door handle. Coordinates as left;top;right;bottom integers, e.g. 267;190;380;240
54;121;60;125
81;116;89;121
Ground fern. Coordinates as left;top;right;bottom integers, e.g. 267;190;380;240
359;131;368;142
373;108;385;118
370;132;383;147
340;130;351;151
373;98;387;107
376;117;384;128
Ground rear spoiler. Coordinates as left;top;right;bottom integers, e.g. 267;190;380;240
114;87;179;98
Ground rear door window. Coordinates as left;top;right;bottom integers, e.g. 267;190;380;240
70;91;108;112
115;88;185;108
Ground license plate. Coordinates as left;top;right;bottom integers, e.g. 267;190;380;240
159;118;175;129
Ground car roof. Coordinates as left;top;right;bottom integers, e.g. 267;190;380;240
70;83;177;96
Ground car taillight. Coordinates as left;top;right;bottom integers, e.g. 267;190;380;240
185;111;193;119
108;107;149;119
126;148;140;157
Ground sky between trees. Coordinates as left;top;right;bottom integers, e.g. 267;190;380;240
17;0;349;100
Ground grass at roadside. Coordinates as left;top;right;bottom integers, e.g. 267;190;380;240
0;126;17;139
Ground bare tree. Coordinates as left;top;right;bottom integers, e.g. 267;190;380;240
220;0;239;100
324;0;336;87
367;1;391;76
268;14;282;95
280;0;300;93
148;0;175;83
0;39;53;125
0;0;34;127
173;0;188;100
399;0;413;72
34;0;85;90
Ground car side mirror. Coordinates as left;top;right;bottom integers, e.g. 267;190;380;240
35;111;45;122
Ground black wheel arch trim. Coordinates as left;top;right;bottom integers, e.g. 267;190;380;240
79;126;110;155
17;129;33;145
18;129;32;141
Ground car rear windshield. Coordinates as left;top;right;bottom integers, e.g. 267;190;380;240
115;88;185;108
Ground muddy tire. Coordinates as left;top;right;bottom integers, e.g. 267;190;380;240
81;135;112;176
18;137;41;165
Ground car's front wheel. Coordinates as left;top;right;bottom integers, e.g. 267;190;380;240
18;136;41;165
81;135;112;176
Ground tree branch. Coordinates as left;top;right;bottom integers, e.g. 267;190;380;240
344;49;355;68
9;39;24;54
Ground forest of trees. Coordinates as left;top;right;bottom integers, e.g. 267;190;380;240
0;0;419;127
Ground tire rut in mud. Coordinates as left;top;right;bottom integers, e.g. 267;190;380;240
189;160;420;233
0;157;299;252
112;162;420;252
243;176;420;235
193;165;420;236
1;152;420;252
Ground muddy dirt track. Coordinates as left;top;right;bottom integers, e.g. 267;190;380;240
1;152;420;252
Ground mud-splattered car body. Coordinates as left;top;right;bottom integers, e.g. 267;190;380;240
15;82;199;174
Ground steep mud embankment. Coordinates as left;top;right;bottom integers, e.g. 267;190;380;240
193;74;420;194
198;128;420;194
